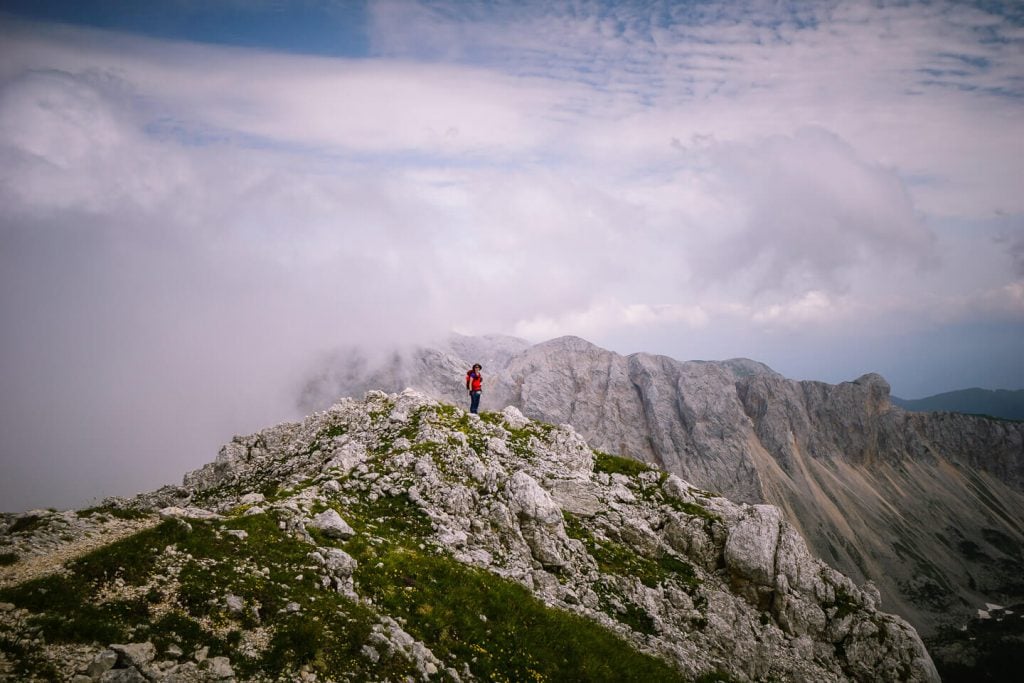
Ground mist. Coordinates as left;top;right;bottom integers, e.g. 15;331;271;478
1;2;1022;511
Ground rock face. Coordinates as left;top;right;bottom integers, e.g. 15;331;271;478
1;390;938;682
298;335;1024;649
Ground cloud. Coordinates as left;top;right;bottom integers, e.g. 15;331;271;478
0;1;1022;509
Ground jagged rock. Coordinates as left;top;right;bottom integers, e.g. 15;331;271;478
2;388;942;682
238;493;265;506
86;649;118;677
308;509;355;540
201;656;234;679
110;642;156;669
724;504;783;592
225;594;244;614
159;507;221;521
99;669;147;683
297;334;1024;652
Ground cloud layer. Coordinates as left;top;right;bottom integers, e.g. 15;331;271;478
1;1;1022;510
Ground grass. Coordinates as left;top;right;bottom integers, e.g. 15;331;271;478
353;546;686;682
6;515;44;535
664;499;720;523
594;451;652;478
0;510;419;681
77;505;149;520
563;513;700;592
0;399;709;681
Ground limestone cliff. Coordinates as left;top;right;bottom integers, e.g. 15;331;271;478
299;334;1024;670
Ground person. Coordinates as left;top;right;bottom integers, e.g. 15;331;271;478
465;363;483;414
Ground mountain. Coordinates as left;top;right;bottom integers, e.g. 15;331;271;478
298;335;1024;679
0;390;938;681
892;388;1024;421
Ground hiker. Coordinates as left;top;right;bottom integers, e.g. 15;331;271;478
465;364;483;414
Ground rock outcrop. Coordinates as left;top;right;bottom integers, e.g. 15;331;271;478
298;335;1024;660
1;390;938;681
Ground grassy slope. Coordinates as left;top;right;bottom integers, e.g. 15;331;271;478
0;447;695;681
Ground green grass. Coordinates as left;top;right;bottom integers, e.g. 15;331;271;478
563;514;700;592
353;546;686;682
0;635;59;680
594;451;652;478
0;400;707;681
6;515;45;535
76;505;149;520
664;499;720;523
0;511;417;680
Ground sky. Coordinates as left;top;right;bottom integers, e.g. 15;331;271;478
1;0;1022;512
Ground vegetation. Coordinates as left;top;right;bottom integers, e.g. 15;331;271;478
594;450;652;477
562;513;699;593
929;605;1024;683
6;515;44;535
77;505;149;520
1;482;689;682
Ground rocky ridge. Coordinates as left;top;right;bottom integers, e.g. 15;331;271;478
1;390;937;682
298;335;1024;654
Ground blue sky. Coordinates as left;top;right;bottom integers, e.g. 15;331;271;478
1;0;1023;510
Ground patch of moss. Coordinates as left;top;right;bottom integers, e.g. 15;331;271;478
342;492;434;542
321;422;348;440
594;451;652;477
7;515;44;535
957;539;992;563
981;527;1021;557
831;583;861;619
664;499;720;523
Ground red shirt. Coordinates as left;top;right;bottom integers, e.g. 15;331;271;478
466;371;482;391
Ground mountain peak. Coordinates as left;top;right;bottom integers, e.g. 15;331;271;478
533;335;607;353
1;390;939;681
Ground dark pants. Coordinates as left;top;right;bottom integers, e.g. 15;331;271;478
469;390;481;414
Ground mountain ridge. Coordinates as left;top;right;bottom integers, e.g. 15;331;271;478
0;390;940;681
298;335;1024;679
892;387;1024;421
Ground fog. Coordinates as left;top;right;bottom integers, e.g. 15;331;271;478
1;1;1022;511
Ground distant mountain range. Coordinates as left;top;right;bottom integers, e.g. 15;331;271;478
892;388;1024;421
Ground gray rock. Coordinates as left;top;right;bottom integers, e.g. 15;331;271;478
309;509;355;540
202;656;235;679
294;333;1024;648
225;594;244;614
110;642;156;669
86;649;118;677
158;386;941;682
158;506;221;521
99;669;147;683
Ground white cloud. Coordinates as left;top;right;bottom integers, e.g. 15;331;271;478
1;1;1023;509
514;299;709;341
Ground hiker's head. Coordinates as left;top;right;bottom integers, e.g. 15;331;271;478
473;364;482;371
